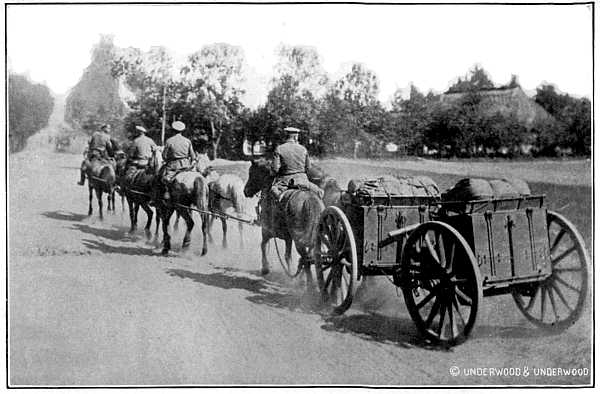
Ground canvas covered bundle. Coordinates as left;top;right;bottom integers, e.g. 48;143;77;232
347;175;441;200
442;178;531;202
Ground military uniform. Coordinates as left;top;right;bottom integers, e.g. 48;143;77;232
270;135;322;200
161;133;197;184
128;134;156;168
78;128;115;185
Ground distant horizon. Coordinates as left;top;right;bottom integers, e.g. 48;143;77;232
7;3;593;106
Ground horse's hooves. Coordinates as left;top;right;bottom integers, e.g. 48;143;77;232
201;248;208;256
261;267;270;276
161;249;170;256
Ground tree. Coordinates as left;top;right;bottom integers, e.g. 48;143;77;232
535;84;591;155
331;63;379;107
112;45;176;144
274;45;329;99
317;63;385;157
8;73;54;153
447;65;495;93
66;35;126;138
180;43;247;158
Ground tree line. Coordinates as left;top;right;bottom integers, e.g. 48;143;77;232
67;36;591;159
8;73;54;153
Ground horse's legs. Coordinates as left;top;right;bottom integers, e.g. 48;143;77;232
260;229;271;275
179;209;194;250
141;203;153;239
200;213;208;256
221;217;228;249
88;185;93;216
96;188;104;220
207;214;215;244
285;237;293;268
238;220;244;248
161;206;174;255
127;198;137;233
154;207;161;242
174;211;180;231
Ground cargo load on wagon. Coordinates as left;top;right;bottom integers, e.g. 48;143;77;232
346;175;440;206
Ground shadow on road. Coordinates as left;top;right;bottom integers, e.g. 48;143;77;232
42;210;88;222
71;223;137;242
165;267;451;350
166;267;323;314
320;313;450;351
81;239;156;256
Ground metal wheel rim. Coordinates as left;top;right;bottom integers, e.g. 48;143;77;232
314;206;358;315
512;211;589;331
402;221;482;345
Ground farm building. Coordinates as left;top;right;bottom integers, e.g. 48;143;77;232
440;86;553;127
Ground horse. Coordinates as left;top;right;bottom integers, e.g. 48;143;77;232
308;164;343;208
153;150;210;256
243;158;324;280
208;172;249;248
86;157;117;220
115;149;160;239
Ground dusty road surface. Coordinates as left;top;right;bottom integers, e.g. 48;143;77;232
9;149;592;386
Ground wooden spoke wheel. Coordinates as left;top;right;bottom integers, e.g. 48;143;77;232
401;221;482;346
512;211;589;331
314;206;358;315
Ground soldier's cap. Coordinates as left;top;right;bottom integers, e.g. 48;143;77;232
135;125;147;133
172;121;186;132
284;127;302;134
101;124;111;131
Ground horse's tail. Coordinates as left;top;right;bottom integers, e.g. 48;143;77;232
100;165;116;191
193;175;209;214
231;177;245;214
298;193;325;250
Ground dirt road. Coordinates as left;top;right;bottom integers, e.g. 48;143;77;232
8;149;592;386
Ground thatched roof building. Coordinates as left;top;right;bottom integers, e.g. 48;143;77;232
440;86;552;127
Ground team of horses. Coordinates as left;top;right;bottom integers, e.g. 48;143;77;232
82;150;341;283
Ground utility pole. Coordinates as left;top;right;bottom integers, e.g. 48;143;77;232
161;84;166;145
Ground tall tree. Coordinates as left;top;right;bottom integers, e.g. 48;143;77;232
66;35;125;138
112;46;176;144
274;45;329;98
181;43;247;158
8;73;54;153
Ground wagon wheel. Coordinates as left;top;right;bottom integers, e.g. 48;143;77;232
512;211;589;331
272;238;302;278
401;221;482;346
314;206;358;315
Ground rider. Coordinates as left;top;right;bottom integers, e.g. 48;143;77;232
77;123;115;185
159;121;197;201
125;125;156;178
270;126;323;201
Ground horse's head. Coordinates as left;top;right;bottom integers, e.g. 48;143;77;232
148;146;164;175
307;164;326;188
244;158;272;198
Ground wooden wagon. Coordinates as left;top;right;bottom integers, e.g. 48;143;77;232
313;181;589;345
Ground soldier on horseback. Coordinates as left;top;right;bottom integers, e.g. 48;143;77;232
77;124;116;186
270;126;323;201
159;121;197;201
125;125;156;177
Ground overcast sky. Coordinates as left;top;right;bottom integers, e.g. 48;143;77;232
6;3;593;107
